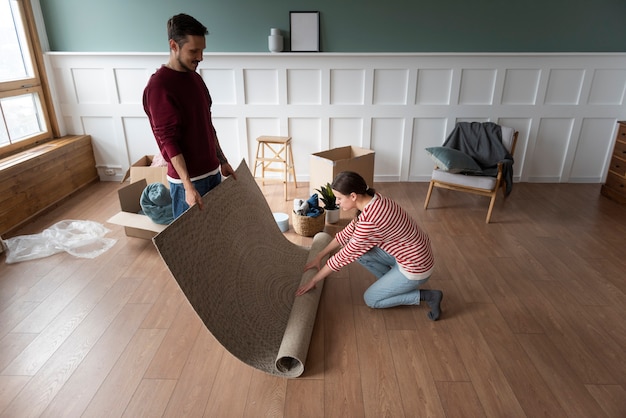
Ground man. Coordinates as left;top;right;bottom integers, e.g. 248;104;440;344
143;13;236;219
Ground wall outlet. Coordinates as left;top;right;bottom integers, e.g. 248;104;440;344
104;168;115;176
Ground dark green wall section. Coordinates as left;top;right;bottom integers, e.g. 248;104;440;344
40;0;626;52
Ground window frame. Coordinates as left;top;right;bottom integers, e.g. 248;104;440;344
0;0;58;159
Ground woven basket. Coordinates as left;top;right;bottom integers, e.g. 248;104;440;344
292;209;325;237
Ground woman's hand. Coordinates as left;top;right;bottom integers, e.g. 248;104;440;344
296;279;317;296
297;264;332;296
303;255;322;272
297;257;322;296
297;242;337;297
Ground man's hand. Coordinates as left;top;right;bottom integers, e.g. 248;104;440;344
221;163;237;180
170;154;204;210
185;185;204;210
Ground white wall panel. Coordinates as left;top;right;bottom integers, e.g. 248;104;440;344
287;69;321;105
459;69;497;105
46;52;626;184
529;118;574;181
114;69;147;104
409;118;448;180
330;118;363;149
202;69;237;105
122;116;157;164
544;69;585;105
244;69;279;105
502;69;541;105
72;68;109;104
81;116;121;177
62;116;73;135
570;118;617;182
52;67;72;105
587;69;626;105
416;69;452;105
373;69;409;105
213;118;241;166
330;69;365;105
371;118;405;178
289;118;322;181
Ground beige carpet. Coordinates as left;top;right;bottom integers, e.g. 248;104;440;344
153;160;331;377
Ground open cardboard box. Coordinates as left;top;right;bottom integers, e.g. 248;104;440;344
309;146;375;195
107;179;167;239
121;155;168;187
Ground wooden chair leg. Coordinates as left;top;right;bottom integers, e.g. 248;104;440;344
424;180;435;209
485;193;497;223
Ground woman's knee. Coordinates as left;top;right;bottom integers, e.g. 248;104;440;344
363;290;381;308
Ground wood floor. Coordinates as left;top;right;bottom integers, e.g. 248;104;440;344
1;176;625;417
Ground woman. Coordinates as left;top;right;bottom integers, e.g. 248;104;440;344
296;171;443;320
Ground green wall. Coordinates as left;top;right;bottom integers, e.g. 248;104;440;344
40;0;626;52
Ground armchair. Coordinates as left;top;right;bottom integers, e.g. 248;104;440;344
423;122;518;223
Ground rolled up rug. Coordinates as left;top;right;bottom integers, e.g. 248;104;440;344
153;160;330;377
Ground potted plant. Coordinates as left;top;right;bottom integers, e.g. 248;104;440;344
315;183;340;224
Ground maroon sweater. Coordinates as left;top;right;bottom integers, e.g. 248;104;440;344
143;66;220;180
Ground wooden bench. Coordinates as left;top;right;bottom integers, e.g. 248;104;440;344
0;135;98;237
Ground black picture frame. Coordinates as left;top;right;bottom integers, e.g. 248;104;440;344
289;11;320;52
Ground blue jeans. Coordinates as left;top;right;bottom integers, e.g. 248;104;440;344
169;172;222;219
359;247;430;309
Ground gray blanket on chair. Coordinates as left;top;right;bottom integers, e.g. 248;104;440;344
443;122;514;195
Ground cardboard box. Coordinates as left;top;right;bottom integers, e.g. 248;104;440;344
309;146;375;195
107;179;168;239
121;155;168;188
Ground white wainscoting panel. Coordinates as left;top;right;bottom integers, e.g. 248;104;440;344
530;118;575;181
331;69;366;105
330;118;364;149
416;69;452;105
588;69;626;105
202;69;237;105
459;69;497;105
288;118;323;175
374;69;410;105
571;118;618;181
45;52;626;183
288;69;322;105
502;69;541;105
544;69;585;105
371;118;405;178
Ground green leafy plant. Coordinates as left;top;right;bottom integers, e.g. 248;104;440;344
315;183;339;209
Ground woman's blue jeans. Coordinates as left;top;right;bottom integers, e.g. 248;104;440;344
359;247;430;309
169;172;222;219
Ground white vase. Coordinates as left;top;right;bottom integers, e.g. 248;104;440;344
268;28;283;53
325;208;340;224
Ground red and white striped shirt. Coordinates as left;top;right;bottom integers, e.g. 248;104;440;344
327;193;434;278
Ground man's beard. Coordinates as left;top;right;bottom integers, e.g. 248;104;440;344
178;57;198;72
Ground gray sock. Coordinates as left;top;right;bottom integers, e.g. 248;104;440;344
420;290;443;321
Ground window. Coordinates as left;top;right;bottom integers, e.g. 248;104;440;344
0;0;55;157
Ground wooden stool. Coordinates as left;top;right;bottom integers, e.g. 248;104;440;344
253;136;297;200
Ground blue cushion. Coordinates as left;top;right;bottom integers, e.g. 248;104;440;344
425;146;483;174
140;182;174;225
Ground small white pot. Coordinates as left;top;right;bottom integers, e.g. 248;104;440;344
325;208;340;224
